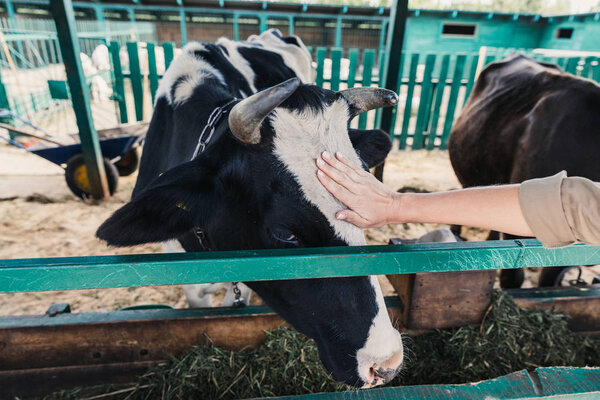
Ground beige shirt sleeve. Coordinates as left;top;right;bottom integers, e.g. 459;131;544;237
519;171;600;248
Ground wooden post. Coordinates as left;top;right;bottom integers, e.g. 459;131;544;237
374;0;408;182
49;0;110;199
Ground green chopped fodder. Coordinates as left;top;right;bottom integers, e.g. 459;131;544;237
46;291;600;400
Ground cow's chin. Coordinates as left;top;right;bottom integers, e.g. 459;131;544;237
246;276;404;388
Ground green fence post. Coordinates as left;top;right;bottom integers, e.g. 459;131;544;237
0;69;11;123
376;0;408;179
463;54;479;105
330;48;342;91
347;49;358;88
373;50;387;129
127;42;144;122
412;54;436;150
378;19;388;52
179;9;187;45
358;49;374;130
592;57;600;83
233;13;239;41
288;16;294;36
147;42;159;104
128;8;137;41
440;54;466;150
398;53;419;150
334;16;342;48
49;0;109;199
315;47;326;88
109;41;128;124
163;42;174;70
259;14;268;33
427;53;450;150
565;57;579;75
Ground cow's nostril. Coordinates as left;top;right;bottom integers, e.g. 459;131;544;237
370;349;404;385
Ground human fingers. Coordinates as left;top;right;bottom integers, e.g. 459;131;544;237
316;156;360;193
321;151;365;182
336;209;371;228
334;152;370;176
316;169;357;207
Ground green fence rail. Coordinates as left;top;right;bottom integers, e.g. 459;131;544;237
1;240;599;293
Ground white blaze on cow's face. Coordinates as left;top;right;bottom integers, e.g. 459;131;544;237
270;98;404;387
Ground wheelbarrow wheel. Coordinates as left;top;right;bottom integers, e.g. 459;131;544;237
114;147;140;177
65;154;119;199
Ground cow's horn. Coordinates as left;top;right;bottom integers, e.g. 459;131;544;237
229;77;301;144
339;87;398;118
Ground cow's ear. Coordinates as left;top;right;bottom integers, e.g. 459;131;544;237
96;161;214;246
348;129;392;168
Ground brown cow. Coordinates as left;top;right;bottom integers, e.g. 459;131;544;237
449;54;600;288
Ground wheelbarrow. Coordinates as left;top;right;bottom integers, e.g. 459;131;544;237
0;120;148;198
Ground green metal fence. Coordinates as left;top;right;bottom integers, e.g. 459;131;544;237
106;41;600;150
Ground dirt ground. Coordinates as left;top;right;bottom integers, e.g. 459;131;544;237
0;143;597;316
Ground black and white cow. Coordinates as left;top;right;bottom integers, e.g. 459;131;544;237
97;30;403;388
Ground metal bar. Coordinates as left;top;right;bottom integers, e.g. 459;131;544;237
259;14;267;33
25;0;389;23
126;41;144;121
334;15;342;48
49;0;109;199
265;368;600;400
358;49;374;129
288;16;294;36
378;0;408;135
233;13;239;41
1;240;598;293
427;53;449;150
440;53;466;149
109;41;128;124
412;53;436;149
179;9;187;45
398;53;419;149
147;42;159;104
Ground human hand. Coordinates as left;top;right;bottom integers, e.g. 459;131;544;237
316;151;399;228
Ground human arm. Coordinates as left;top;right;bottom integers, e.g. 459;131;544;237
315;151;533;236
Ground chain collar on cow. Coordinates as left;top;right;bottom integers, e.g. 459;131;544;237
191;98;239;160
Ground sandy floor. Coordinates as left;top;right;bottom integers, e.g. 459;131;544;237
0;143;597;316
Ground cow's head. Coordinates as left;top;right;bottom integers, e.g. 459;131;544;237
97;78;403;388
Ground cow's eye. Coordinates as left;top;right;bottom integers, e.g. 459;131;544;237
272;229;300;246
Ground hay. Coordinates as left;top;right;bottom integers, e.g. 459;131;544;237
46;291;600;400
